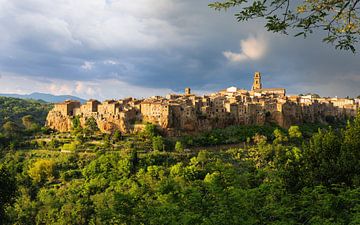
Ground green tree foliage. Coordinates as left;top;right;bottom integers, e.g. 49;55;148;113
300;119;360;187
152;136;164;151
182;124;278;147
209;0;360;52
273;128;288;145
47;139;60;150
22;115;39;131
288;125;302;141
142;123;158;138
75;133;86;145
2;114;360;224
2;121;21;137
340;114;360;185
0;165;16;223
252;133;267;145
71;116;81;133
130;149;139;175
85;117;99;133
112;130;122;142
197;150;208;169
175;141;184;152
62;142;78;152
0;97;51;128
28;159;56;184
103;134;111;149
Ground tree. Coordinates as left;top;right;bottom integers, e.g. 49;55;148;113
103;134;111;149
152;136;164;151
47;139;60;150
302;128;342;186
273;128;288;144
61;141;78;152
339;112;360;185
75;133;86;145
71;116;82;134
2;121;20;137
130;149;139;175
288;125;303;144
175;141;184;152
197;150;208;169
209;0;360;52
0;165;16;223
28;159;56;183
85;117;99;133
143;123;158;138
253;133;267;145
112;130;122;142
0;133;7;151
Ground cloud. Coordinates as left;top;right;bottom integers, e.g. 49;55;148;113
81;61;95;71
0;0;191;51
49;83;73;95
223;51;248;62
75;81;96;96
103;60;119;65
0;72;174;100
0;0;359;99
223;35;267;62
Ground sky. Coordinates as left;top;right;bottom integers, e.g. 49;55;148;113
0;0;359;100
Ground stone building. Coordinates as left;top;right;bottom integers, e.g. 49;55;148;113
251;71;262;90
46;72;359;135
53;100;81;116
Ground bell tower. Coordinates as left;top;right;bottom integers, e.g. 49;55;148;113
251;72;262;90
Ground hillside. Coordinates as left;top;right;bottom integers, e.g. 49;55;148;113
0;114;359;224
0;95;359;225
0;96;53;127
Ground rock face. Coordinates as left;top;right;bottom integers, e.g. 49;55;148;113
46;110;72;132
46;73;359;135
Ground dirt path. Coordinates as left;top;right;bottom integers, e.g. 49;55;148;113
190;143;247;152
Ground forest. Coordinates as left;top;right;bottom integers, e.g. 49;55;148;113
0;96;359;224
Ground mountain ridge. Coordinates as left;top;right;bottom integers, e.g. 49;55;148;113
0;92;86;103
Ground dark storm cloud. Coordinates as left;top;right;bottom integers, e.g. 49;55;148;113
0;0;359;98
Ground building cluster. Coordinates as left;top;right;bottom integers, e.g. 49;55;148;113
46;72;359;135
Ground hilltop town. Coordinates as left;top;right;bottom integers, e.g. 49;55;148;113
46;72;359;135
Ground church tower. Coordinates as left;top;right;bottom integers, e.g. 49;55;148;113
251;72;262;90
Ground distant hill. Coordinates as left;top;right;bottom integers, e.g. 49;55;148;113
0;96;53;127
0;92;86;103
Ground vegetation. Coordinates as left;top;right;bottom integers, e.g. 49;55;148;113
0;165;16;224
209;0;360;52
180;124;283;147
1;96;360;224
299;93;320;98
0;97;52;128
0;97;52;152
175;141;184;152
